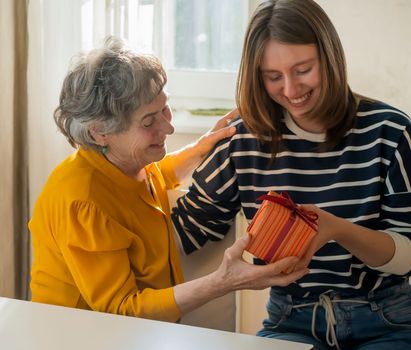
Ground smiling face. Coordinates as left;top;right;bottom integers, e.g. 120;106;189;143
103;90;174;177
261;40;323;133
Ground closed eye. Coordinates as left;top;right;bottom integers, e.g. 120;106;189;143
141;115;155;128
263;73;282;82
269;76;281;82
296;67;312;75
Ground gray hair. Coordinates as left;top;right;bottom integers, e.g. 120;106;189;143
54;36;167;150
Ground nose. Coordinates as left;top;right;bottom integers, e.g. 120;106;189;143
283;75;299;98
160;109;175;136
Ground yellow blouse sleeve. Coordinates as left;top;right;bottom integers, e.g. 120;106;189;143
59;200;181;322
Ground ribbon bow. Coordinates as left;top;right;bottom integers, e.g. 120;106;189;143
257;192;318;230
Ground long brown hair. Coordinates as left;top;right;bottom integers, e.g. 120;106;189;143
236;0;357;155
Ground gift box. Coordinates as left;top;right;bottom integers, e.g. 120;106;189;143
245;191;318;263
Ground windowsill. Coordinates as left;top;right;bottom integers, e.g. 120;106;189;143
172;110;221;135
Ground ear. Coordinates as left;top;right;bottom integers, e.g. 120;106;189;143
89;124;107;146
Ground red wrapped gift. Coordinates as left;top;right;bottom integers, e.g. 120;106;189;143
245;191;318;263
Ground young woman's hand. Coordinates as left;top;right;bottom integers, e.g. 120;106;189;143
294;204;346;270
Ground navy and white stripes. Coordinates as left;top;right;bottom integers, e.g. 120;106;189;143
172;100;411;297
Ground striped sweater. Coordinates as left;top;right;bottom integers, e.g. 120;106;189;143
172;99;411;297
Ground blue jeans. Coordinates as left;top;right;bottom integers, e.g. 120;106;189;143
256;278;411;350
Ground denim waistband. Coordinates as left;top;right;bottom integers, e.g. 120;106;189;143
270;277;411;305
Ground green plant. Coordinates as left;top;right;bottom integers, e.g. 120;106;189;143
188;108;232;116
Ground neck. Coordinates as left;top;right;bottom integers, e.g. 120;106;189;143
104;152;143;180
294;118;324;134
135;168;148;182
286;110;325;134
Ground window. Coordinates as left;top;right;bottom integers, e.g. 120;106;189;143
80;0;257;114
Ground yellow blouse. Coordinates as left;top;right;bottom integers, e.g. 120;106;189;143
29;148;184;322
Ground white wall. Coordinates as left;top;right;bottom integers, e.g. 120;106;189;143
317;0;411;114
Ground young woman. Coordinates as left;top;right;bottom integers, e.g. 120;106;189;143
172;0;411;348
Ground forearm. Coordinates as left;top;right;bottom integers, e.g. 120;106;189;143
335;218;395;267
173;271;227;315
167;143;207;183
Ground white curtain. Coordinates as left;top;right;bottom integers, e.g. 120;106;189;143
27;0;82;212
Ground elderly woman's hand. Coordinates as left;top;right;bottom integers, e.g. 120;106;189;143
195;108;238;158
215;235;309;293
173;234;308;315
169;109;238;182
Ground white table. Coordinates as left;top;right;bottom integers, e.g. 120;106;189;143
0;297;312;350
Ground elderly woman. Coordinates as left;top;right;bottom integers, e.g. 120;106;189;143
29;37;307;322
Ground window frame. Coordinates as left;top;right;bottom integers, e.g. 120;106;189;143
81;0;262;130
155;0;252;111
90;0;260;104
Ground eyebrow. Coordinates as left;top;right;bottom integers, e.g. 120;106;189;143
261;58;316;73
141;93;170;119
142;111;159;119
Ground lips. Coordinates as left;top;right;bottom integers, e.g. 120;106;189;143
149;142;165;148
287;91;311;106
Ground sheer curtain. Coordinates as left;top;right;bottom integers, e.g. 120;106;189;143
0;0;30;299
27;0;81;212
